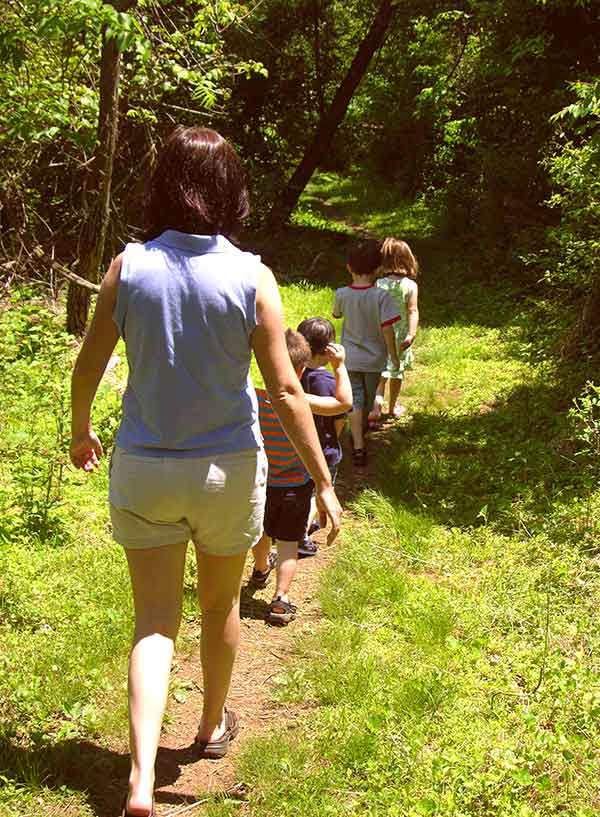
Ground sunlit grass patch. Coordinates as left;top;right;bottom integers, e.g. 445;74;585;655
302;170;435;239
224;198;600;816
227;494;600;817
251;281;340;387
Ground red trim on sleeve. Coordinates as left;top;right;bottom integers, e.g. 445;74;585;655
381;315;401;327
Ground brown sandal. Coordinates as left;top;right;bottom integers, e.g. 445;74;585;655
194;708;239;759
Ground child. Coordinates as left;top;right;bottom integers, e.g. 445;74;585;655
252;329;351;625
296;317;347;556
332;239;401;466
369;238;419;422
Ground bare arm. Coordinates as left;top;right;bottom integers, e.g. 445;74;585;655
305;343;352;416
399;287;419;351
251;265;341;543
70;255;121;470
383;324;401;369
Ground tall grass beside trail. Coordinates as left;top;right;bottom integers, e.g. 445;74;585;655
2;174;600;816
250;282;342;388
0;280;342;816
207;176;600;817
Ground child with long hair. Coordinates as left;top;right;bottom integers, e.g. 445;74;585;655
370;238;419;422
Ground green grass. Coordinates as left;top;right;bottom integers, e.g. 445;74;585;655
2;173;600;815
209;173;600;817
298;170;435;239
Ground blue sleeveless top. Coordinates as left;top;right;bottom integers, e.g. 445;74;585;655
113;230;263;457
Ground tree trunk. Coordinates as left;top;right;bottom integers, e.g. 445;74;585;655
313;0;325;119
578;275;600;352
268;0;396;228
66;0;137;335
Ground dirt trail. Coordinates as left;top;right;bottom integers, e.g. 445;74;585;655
76;421;393;817
124;426;390;817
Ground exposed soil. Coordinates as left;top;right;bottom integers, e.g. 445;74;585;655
146;422;392;817
72;417;394;817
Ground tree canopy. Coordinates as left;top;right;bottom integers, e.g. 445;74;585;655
0;0;598;342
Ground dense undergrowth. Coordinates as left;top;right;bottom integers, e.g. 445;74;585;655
1;175;600;815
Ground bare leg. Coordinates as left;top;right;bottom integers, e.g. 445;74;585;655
252;532;270;573
305;495;318;531
369;378;386;420
388;378;403;416
126;542;188;817
273;539;297;601
195;549;247;742
350;407;365;451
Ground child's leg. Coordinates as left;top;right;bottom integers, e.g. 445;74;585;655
369;378;386;420
363;372;382;431
273;539;298;601
252;532;271;573
388;377;403;416
350;407;365;451
348;372;365;452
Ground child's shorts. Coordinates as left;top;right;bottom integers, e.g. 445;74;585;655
264;481;314;542
109;446;267;555
348;370;381;410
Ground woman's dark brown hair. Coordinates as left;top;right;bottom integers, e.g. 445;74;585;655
144;126;250;241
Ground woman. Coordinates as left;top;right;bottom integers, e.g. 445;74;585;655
69;127;341;817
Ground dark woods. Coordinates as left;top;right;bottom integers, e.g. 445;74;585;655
0;0;598;345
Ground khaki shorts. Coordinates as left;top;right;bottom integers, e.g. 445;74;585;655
109;446;267;555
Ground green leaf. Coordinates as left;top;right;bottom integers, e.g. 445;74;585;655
173;688;187;704
414;799;437;815
512;768;533;786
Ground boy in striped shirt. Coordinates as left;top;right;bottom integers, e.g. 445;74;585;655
252;329;351;625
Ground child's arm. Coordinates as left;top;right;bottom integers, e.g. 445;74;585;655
398;285;419;352
253;265;341;543
334;418;346;438
380;290;401;369
332;288;342;319
383;324;401;370
306;343;352;415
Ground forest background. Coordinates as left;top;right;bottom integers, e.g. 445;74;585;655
1;0;599;342
1;1;600;816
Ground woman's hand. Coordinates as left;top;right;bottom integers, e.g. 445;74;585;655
70;429;103;472
316;483;342;545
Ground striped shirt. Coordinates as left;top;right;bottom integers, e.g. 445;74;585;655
256;388;310;487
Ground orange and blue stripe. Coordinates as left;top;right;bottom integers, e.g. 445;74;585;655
256;388;310;487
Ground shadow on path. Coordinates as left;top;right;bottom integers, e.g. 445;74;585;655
0;735;235;817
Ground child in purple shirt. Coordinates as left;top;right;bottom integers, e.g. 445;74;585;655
297;317;347;556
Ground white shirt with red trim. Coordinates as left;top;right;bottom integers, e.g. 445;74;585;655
332;284;400;372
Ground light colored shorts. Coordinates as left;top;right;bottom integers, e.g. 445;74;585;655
109;446;267;555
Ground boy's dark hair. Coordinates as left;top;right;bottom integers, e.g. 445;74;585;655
297;317;335;356
285;329;311;371
144;126;250;242
347;239;382;277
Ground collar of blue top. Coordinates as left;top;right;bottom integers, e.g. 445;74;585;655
154;230;237;254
